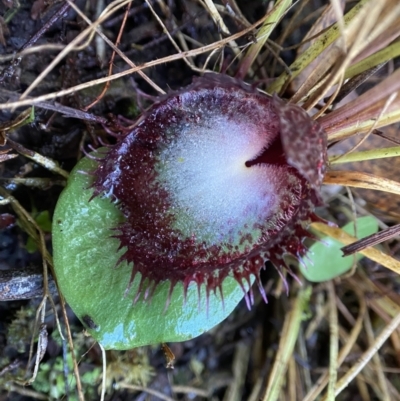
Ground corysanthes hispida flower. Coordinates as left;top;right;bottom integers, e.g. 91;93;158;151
92;73;327;308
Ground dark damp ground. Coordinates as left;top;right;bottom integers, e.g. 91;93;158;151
0;1;399;401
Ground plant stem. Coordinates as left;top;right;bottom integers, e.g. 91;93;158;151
262;285;311;401
330;146;400;164
235;0;292;80
267;0;369;94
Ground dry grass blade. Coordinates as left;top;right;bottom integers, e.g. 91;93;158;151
222;342;251;401
303;1;400;111
114;383;175;401
327;281;338;401
324;170;400;196
304;284;367;401
6;139;69;179
321;70;400;136
327;108;400;141
290;45;344;105
345;40;400;80
267;0;369;94
262;286;311;401
203;0;230;35
329;146;400;165
333;62;386;105
363;311;391;400
236;0;293;79
0;16;266;110
324;311;400;400
20;0;133;100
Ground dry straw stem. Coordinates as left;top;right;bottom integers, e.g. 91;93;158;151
324;170;400;196
345;40;400;79
337;327;397;400
0;87;108;124
143;0;192;71
3;384;48;400
203;0;230;36
99;344;107;401
363;311;391;400
304;284;367;401
321;310;400;400
0;188;52;266
350;12;400;68
84;1;134;110
327;90;397;163
326;281;338;401
236;0;293;79
321;69;400;137
262;285;311;401
297;328;313;393
20;0;133;100
222;342;251;401
311;222;400;276
6;139;69;179
59;294;85;401
350;271;400;324
0;13;266;111
287;356;297;401
329;146;400;165
342;224;400;256
0;43;66;62
290;43;344;106
114;383;175;401
300;0;400;111
75;0;165;93
0;149;17;163
307;274;400;401
312;0;400;101
267;0;369;94
326;109;400;142
67;0;164;95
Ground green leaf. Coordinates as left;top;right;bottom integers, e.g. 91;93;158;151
300;216;379;283
35;210;52;232
52;155;248;350
25;210;52;253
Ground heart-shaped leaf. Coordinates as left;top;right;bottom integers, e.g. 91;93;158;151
300;216;379;282
53;155;248;350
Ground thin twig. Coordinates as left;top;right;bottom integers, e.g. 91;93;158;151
0;1;75;83
114;383;175;401
326;281;338;401
341;223;400;256
85;2;132;110
0;15;266;111
67;0;165;96
0;87;108;124
328;311;400;399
